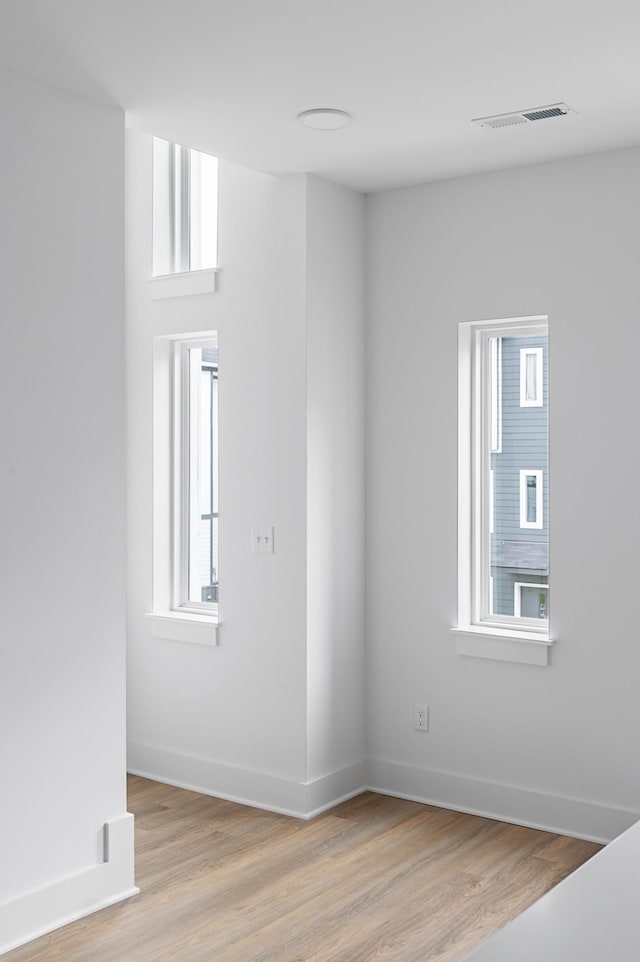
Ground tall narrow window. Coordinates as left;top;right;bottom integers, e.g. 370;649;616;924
152;137;218;277
457;317;549;637
520;347;543;407
179;341;219;609
150;332;219;645
520;470;543;529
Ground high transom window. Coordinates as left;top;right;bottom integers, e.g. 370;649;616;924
152;137;218;277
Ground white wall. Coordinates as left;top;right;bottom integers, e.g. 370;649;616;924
0;73;134;953
126;138;366;815
306;176;366;792
366;146;640;842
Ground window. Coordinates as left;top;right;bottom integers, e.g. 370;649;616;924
520;347;543;407
456;316;550;663
514;583;549;620
152;137;218;277
177;341;219;609
149;333;219;645
520;470;543;529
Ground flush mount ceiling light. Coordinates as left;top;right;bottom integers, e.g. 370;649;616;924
297;108;352;130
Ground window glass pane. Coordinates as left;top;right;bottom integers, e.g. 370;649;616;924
199;369;212;516
519;585;548;619
489;335;548;620
525;352;537;401
187;346;219;605
526;475;537;523
189;150;218;271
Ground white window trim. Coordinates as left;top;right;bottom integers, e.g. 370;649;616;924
149;268;219;300
453;626;551;666
145;611;218;647
520;346;543;407
519;469;543;529
490;337;502;452
489;469;494;535
454;314;552;666
514;582;549;619
149;332;219;646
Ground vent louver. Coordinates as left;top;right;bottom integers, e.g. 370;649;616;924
472;103;574;129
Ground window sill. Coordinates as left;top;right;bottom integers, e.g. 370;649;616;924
149;268;219;300
146;611;219;647
451;625;553;666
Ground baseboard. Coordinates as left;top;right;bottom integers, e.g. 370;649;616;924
127;742;636;842
367;758;640;844
304;760;369;817
0;813;138;957
127;739;366;819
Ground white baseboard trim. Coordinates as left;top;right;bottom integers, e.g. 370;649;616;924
0;813;138;958
127;739;366;819
367;758;640;844
304;760;369;818
127;742;638;843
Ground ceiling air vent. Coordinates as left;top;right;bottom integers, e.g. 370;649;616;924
472;103;574;129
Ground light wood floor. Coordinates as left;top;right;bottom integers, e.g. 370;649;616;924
6;776;601;962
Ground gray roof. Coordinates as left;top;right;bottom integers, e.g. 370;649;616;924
493;540;548;571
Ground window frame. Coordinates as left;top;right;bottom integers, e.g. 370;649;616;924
520;346;543;407
173;339;219;614
152;136;219;279
454;315;552;665
514;582;549;620
519;469;543;529
148;332;219;646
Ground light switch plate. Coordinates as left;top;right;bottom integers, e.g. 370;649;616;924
252;525;274;554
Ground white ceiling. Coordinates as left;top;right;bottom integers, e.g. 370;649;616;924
2;0;640;192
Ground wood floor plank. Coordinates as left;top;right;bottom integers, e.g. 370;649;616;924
4;776;602;962
533;832;601;869
306;871;495;962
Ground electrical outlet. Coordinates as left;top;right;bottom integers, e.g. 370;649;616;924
252;525;274;554
414;703;429;732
